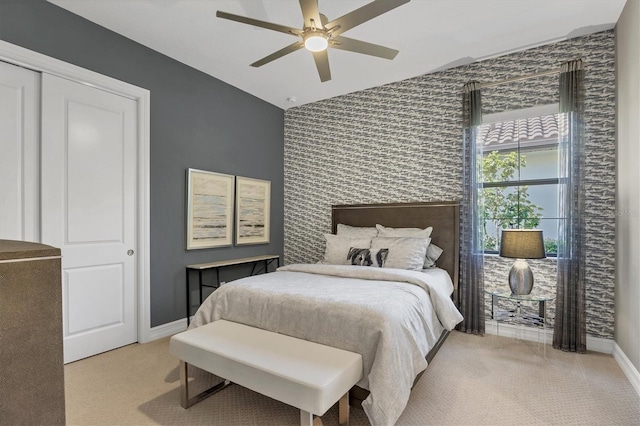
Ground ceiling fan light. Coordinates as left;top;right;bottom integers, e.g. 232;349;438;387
304;34;328;52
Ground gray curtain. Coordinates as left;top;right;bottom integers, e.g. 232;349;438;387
553;59;586;353
458;81;485;334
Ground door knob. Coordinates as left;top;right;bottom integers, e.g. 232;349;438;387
127;249;134;256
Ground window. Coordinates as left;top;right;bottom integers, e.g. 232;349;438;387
478;105;559;255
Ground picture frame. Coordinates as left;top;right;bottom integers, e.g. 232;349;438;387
186;168;235;250
235;176;271;245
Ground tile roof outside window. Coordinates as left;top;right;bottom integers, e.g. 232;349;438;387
479;114;559;151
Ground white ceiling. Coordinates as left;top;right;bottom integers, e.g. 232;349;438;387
48;0;626;110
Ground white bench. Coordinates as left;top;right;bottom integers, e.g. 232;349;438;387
169;320;363;425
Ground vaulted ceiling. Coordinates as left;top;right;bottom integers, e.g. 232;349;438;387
48;0;626;109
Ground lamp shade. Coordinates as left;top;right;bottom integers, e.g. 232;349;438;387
499;229;546;259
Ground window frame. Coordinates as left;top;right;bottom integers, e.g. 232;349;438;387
478;104;560;257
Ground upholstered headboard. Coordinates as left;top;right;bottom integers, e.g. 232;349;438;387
331;201;460;306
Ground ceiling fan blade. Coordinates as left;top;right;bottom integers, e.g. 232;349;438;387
217;11;302;36
299;0;323;29
251;41;304;67
330;36;398;60
326;0;410;37
311;50;331;82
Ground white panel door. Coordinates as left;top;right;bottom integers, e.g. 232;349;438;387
41;73;137;363
0;61;40;241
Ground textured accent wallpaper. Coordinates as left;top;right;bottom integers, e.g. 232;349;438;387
284;31;616;339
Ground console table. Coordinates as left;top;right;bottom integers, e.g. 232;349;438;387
186;254;280;324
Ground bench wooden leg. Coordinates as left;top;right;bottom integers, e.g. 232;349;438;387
179;361;230;409
338;392;350;426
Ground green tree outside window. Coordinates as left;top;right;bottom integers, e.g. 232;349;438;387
480;151;545;251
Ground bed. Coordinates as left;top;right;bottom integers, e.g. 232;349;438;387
189;201;462;426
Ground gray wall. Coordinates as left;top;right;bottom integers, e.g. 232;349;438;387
0;0;284;327
285;31;616;340
615;0;640;373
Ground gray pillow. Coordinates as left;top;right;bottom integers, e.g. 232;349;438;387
424;243;444;268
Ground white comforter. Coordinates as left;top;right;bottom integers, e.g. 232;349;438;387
190;264;463;426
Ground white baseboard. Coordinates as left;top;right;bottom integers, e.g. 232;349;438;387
613;342;640;398
147;318;188;341
587;335;615;354
485;320;614;354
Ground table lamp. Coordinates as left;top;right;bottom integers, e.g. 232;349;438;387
499;229;546;295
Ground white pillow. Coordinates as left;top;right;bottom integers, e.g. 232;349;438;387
376;224;433;239
375;224;437;268
370;237;430;270
424;243;444;268
336;224;378;239
322;234;372;265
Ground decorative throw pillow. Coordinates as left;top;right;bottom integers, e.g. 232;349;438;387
322;234;372;265
336;224;378;239
424;243;444;268
370;237;430;270
375;224;433;239
347;247;389;267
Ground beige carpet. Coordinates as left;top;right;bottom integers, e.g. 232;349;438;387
64;331;640;425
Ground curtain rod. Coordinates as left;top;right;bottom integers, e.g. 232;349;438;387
479;67;563;89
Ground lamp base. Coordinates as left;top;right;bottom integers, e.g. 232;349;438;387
509;259;534;295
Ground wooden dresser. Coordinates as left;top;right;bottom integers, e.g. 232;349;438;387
0;240;65;425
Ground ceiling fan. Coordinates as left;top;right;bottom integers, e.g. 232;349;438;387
216;0;410;82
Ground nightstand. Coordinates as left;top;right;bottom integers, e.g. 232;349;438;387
485;289;555;357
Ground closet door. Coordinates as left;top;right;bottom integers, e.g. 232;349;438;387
41;73;138;363
0;61;40;241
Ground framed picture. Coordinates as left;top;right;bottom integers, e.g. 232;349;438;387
235;176;271;245
186;168;235;249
